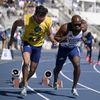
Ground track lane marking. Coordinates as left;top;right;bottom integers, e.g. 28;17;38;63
60;71;100;94
93;63;100;74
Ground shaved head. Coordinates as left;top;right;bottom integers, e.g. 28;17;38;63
71;15;81;24
71;15;82;33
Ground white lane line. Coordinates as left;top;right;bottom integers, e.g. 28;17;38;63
93;63;100;74
27;86;50;100
60;71;100;94
0;59;54;100
0;86;50;100
62;60;100;93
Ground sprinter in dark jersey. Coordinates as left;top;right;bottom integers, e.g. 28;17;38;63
81;19;93;64
53;15;82;96
84;32;93;64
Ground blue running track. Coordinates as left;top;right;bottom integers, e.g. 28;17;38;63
0;49;100;100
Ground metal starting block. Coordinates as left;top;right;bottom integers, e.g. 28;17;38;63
41;70;63;88
11;68;20;87
41;76;50;86
56;80;63;88
12;79;20;87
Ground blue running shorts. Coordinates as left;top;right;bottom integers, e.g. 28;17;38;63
22;41;42;63
56;45;80;67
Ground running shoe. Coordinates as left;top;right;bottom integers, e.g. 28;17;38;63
20;87;27;96
71;88;79;96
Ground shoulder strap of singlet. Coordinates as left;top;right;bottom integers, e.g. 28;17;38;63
65;22;73;35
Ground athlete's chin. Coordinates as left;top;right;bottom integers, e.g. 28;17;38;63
74;29;81;33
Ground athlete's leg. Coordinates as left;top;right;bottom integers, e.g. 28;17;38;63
21;52;30;87
2;39;7;49
20;52;30;96
27;46;42;80
98;48;100;61
89;45;93;63
70;56;80;89
68;47;81;96
53;65;63;85
86;46;90;57
97;42;100;64
19;42;31;88
20;43;32;96
70;56;80;96
53;46;67;88
27;62;38;80
85;46;90;62
86;44;93;63
1;32;7;49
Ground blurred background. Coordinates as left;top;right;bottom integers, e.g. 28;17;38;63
0;0;100;50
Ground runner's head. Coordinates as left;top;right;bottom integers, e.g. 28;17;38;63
34;5;48;24
81;19;88;32
71;15;82;32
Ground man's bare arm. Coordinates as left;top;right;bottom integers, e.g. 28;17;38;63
9;19;24;46
54;23;67;42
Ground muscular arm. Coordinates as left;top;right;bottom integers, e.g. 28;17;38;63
54;23;68;42
9;19;24;45
47;28;58;44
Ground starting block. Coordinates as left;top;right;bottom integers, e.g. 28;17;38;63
12;79;20;87
41;70;63;88
41;70;52;86
56;80;63;88
11;68;20;87
1;48;13;60
41;76;50;86
11;67;37;87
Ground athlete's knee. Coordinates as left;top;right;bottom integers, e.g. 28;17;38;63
54;66;63;73
23;63;29;68
74;62;80;69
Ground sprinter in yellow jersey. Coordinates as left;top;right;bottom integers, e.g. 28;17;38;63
22;14;53;47
9;5;57;96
